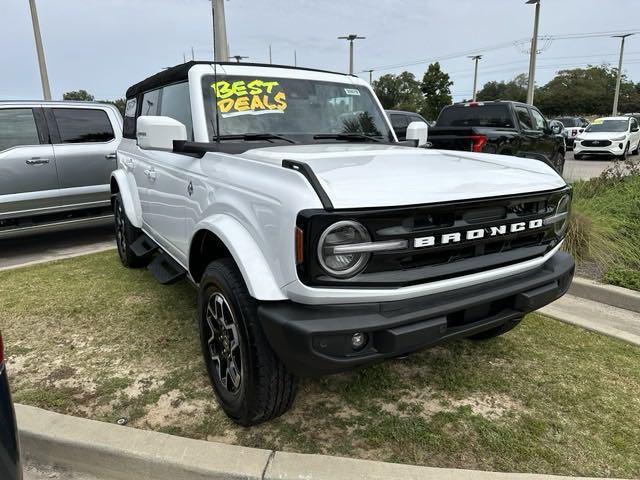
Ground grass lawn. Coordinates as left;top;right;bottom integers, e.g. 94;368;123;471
1;250;639;478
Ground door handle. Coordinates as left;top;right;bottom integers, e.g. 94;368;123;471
144;168;157;181
105;153;117;160
26;158;50;165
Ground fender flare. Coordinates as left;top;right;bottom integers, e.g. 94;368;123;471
192;215;287;301
110;170;143;228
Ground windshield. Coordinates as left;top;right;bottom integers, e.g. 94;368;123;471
557;117;580;127
201;75;394;142
436;105;514;128
585;119;628;133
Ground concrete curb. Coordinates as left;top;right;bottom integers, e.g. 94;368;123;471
0;246;116;272
569;276;640;314
16;404;617;480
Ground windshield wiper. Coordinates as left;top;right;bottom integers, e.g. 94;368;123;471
216;133;298;144
313;133;383;143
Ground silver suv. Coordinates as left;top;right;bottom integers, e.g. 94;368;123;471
0;101;122;238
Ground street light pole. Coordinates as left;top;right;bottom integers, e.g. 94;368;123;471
526;0;541;105
364;69;374;83
612;33;634;116
338;34;365;74
469;55;482;101
212;0;229;62
28;0;51;100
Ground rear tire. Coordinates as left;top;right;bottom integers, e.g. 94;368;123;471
198;258;298;426
113;193;145;268
468;318;522;341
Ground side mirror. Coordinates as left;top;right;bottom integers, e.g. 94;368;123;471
406;121;429;147
137;116;187;150
632;126;639;133
551;123;563;135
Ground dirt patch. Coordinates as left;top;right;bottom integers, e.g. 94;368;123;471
450;394;525;419
137;389;210;429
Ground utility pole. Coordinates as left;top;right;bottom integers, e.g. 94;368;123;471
28;0;51;100
269;44;272;64
231;55;248;63
294;50;297;67
212;0;229;62
612;33;634;116
525;0;540;105
469;55;482;101
191;47;195;61
364;69;374;83
338;34;365;74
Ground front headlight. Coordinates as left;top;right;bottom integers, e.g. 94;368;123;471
554;194;571;236
317;221;371;278
612;135;626;141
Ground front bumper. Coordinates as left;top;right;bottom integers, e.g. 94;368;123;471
259;251;574;377
574;141;625;156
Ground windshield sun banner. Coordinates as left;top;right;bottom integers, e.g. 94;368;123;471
211;79;288;118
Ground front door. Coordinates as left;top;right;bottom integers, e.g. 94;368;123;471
528;108;556;161
46;107;119;209
0;107;60;218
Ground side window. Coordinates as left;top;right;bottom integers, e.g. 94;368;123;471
515;106;534;130
390;114;408;129
530;109;547;131
630;119;637;131
141;89;161;116
52;108;115;143
160;83;193;140
0;108;42;151
123;97;137;139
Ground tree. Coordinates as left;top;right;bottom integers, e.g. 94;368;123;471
535;65;640;116
420;62;453;120
104;98;126;116
372;72;423;112
477;74;528;103
62;89;94;101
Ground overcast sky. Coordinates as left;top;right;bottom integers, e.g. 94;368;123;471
2;0;639;102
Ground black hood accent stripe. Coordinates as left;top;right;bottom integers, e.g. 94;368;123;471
282;159;334;210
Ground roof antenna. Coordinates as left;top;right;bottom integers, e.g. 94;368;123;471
212;3;221;143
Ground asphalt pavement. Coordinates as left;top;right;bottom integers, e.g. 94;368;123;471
0;222;115;270
562;150;615;182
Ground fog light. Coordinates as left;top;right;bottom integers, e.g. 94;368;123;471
619;143;624;149
351;332;367;350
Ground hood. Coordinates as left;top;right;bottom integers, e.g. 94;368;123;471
241;144;566;209
579;131;627;140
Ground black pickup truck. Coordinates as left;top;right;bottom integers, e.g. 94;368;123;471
428;101;566;173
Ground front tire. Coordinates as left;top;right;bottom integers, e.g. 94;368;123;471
618;144;629;161
468;318;522;341
198;258;297;426
574;153;584;160
551;151;565;174
113;193;145;268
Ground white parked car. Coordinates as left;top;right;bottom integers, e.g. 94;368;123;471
111;61;574;425
574;116;640;160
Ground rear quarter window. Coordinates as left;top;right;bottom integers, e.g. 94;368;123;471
52;108;115;143
436;105;514;128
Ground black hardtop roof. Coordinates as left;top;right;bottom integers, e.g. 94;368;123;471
126;61;352;99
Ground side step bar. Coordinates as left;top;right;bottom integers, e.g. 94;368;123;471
147;253;187;285
130;234;160;258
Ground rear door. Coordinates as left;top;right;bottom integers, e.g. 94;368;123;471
45;106;121;210
0;106;59;218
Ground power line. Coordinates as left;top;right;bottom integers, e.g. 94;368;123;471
365;28;640;73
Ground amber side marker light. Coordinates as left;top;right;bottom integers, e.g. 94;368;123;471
295;227;304;264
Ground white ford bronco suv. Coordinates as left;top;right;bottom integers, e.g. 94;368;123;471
112;61;574;426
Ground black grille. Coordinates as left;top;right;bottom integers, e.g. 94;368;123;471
582;140;612;147
297;188;570;288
